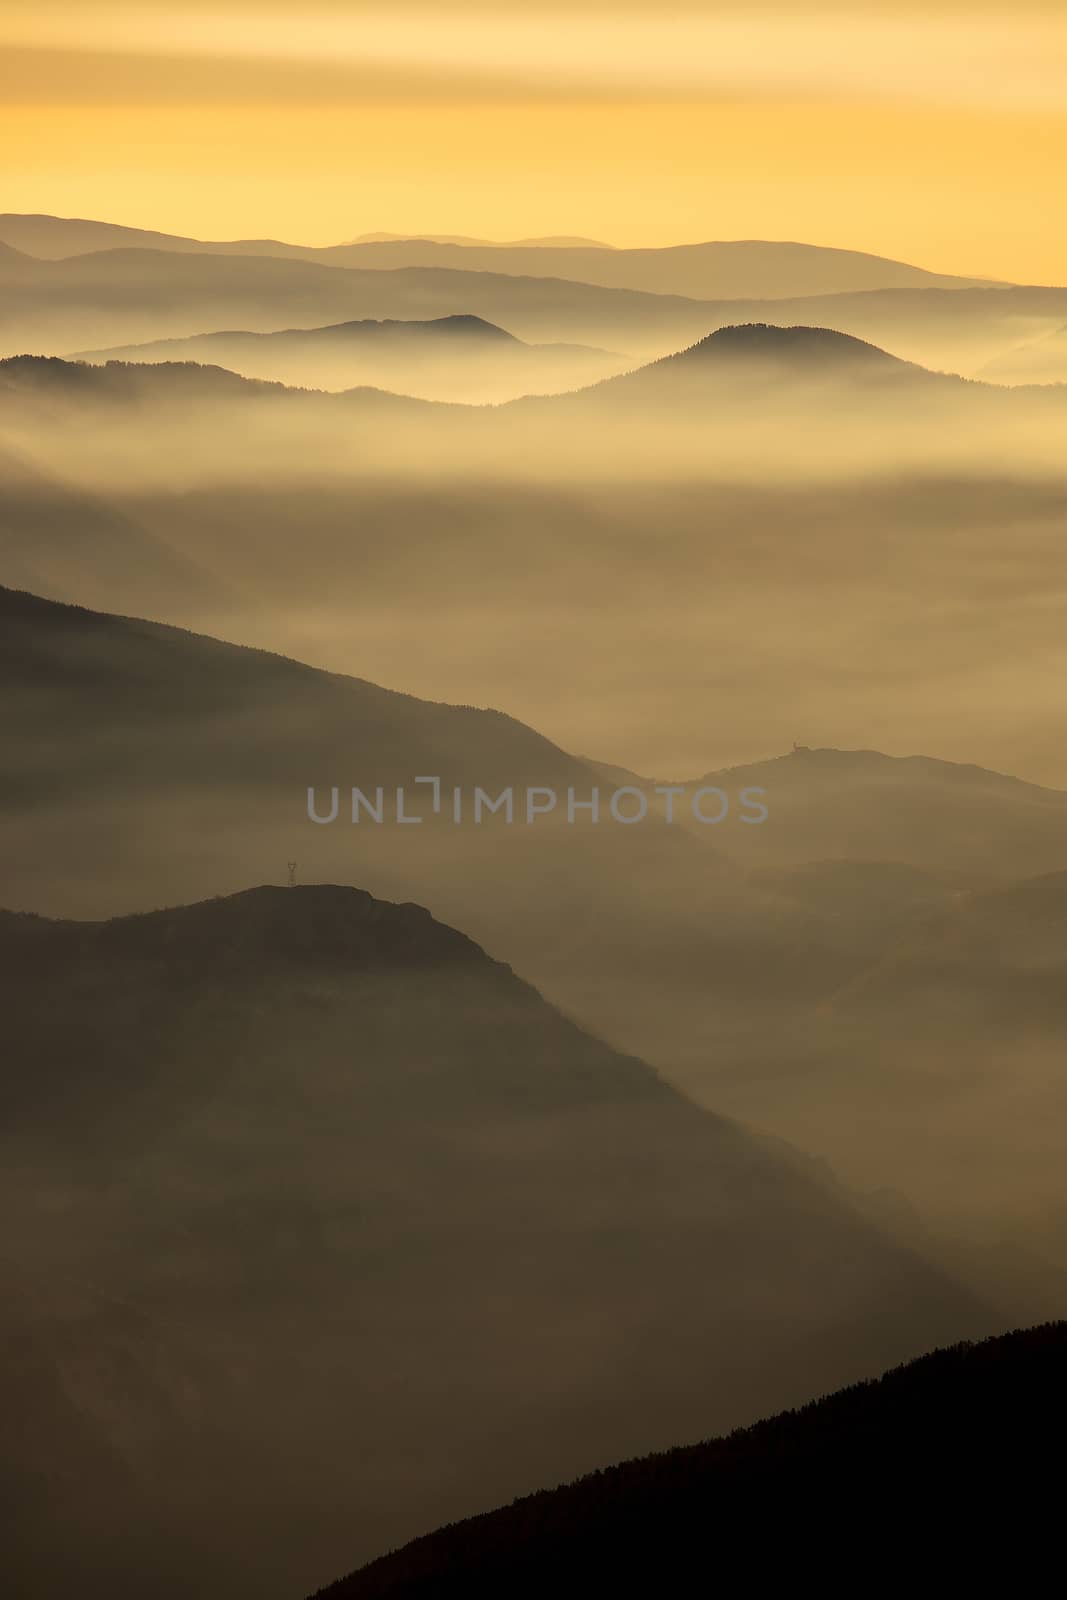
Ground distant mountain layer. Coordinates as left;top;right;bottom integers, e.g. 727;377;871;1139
0;883;984;1597
0;215;993;299
0;582;587;801
348;233;614;249
70;315;624;403
691;743;1067;878
660;321;905;371
978;324;1067;386
829;867;1067;1033
310;1322;1067;1596
80;313;523;359
0;238;1061;369
0;213;319;262
274;238;997;300
0;239;34;264
3;327;1060;428
0;245;715;358
556;322;940;410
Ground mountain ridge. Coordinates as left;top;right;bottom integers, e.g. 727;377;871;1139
75;312;523;358
307;1321;1066;1597
0;580;572;733
1;880;987;1595
0;215;994;300
695;743;1067;800
64;315;623;403
0;883;497;977
0;326;1048;417
2;240;1061;366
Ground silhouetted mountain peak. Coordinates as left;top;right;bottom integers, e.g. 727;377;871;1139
683;322;905;369
1;883;502;979
87;883;495;973
707;743;1067;795
563;321;938;410
425;313;517;340
302;313;518;343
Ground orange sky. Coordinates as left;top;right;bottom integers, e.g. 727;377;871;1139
1;4;1065;281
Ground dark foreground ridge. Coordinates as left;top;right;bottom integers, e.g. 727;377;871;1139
310;1322;1067;1596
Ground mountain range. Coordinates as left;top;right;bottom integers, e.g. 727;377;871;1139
348;233;614;249
4;326;1064;453
1;229;1055;377
0;883;985;1597
71;315;624;403
0;244;712;360
3;323;1066;822
0;214;994;298
4;584;1067;1314
5;197;1067;1600
689;744;1067;878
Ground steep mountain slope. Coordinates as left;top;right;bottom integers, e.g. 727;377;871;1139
0;582;588;804
0;584;824;1077
6;584;1067;1125
0;885;985;1598
6;584;1064;1302
310;1322;1067;1597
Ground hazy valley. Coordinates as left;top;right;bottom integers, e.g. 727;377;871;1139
2;207;1066;1597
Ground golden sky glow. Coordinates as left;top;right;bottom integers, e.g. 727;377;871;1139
2;4;1065;280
